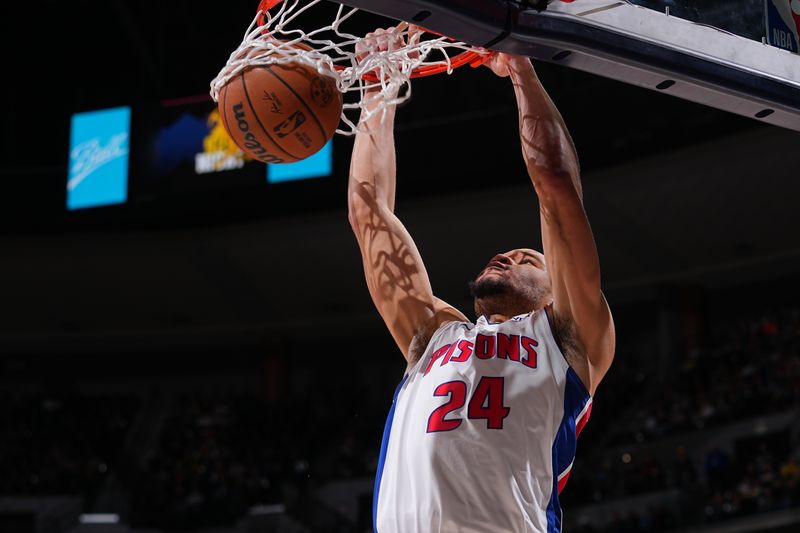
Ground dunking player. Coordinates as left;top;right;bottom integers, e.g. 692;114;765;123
348;28;615;533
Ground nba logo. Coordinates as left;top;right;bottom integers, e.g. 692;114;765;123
765;0;800;53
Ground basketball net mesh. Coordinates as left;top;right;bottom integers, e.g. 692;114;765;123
209;0;488;135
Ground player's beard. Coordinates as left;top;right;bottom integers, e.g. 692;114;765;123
469;275;550;317
468;276;512;299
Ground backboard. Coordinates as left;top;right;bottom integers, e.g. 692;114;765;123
336;0;800;132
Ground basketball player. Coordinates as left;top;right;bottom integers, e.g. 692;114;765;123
348;28;615;533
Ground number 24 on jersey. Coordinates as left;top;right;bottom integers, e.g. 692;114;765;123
426;376;510;433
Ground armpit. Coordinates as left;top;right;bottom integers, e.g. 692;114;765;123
407;315;465;366
548;309;586;368
407;331;430;366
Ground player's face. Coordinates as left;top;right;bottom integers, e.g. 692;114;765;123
470;249;552;316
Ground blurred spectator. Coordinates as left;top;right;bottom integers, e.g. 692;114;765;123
705;446;732;490
0;392;139;509
672;445;697;488
129;382;384;529
608;309;800;446
6;307;798;532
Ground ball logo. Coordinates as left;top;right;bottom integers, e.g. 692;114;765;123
68;133;128;190
67;106;130;210
311;77;335;107
274;110;307;139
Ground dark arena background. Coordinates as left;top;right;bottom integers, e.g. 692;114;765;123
2;0;800;532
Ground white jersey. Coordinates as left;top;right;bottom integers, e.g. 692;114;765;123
373;310;592;533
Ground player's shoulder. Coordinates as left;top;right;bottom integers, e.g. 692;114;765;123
407;316;471;368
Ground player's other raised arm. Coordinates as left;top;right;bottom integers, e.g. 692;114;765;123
348;29;466;365
488;54;615;394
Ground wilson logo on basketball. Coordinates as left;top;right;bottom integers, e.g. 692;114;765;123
232;102;284;164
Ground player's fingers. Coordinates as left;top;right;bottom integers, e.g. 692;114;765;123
359;31;376;52
355;39;374;62
357;28;382;61
391;21;408;52
482;52;509;76
377;31;389;52
355;38;366;56
406;24;423;43
405;24;422;59
388;28;403;52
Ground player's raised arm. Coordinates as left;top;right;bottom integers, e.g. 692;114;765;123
348;29;466;365
486;53;615;394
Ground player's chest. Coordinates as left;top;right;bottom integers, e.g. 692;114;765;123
404;326;563;433
420;324;552;378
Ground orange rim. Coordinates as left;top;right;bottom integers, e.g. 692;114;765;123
255;0;492;80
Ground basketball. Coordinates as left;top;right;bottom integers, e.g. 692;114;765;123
218;61;342;164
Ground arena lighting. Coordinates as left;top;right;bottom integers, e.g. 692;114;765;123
78;514;120;524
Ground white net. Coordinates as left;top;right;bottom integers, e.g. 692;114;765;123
209;0;489;135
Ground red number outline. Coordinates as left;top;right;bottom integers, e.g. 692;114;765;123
467;376;510;430
426;377;510;433
426;381;467;433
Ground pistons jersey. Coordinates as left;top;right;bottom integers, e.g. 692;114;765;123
373;310;592;533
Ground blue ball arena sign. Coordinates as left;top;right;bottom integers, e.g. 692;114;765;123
67;106;131;210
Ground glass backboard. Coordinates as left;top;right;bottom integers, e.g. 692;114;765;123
630;1;768;42
337;0;800;131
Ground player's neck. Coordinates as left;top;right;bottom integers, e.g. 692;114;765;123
485;313;512;325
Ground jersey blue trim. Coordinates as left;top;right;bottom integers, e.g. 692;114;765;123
373;375;408;533
546;367;591;533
